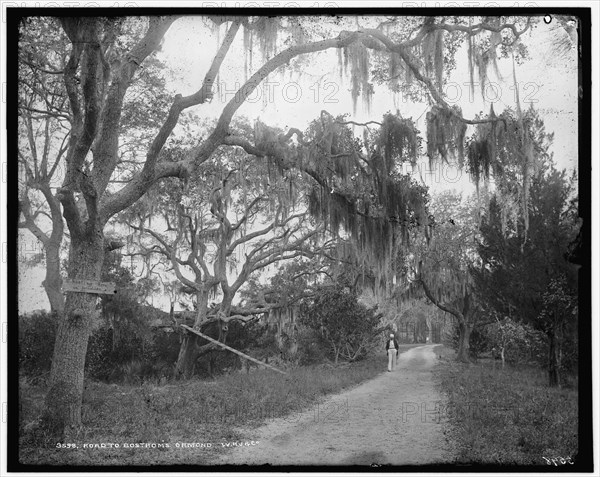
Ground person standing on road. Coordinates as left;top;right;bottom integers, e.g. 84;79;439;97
386;333;399;372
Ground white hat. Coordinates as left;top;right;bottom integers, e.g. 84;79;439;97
390;333;394;337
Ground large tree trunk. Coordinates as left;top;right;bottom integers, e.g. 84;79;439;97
174;334;199;379
456;322;472;363
42;231;105;437
174;288;209;379
42;238;65;314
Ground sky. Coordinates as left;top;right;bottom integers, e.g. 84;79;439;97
159;14;578;178
16;13;580;314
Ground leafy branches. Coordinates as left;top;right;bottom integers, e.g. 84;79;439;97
300;284;383;363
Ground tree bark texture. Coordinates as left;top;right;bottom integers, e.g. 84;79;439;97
42;239;65;314
43;232;105;436
174;288;209;379
456;322;472;363
174;334;200;379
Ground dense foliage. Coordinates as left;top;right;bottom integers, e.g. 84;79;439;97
473;150;579;385
484;317;547;366
18;311;58;378
449;325;487;359
300;284;383;364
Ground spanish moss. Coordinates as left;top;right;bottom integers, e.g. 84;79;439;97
426;105;467;167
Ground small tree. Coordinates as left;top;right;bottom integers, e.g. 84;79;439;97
483;315;546;368
300;284;382;364
537;276;578;386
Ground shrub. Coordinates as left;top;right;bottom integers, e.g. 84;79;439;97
296;326;329;366
85;327;116;381
300;284;382;363
18;309;181;384
18;311;58;377
484;318;547;366
150;329;180;367
86;325;156;382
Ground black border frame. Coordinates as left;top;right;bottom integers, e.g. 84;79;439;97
6;6;593;473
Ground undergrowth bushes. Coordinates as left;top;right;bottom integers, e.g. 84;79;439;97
18;311;181;384
18;311;334;384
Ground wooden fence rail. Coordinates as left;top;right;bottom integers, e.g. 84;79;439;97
180;325;287;375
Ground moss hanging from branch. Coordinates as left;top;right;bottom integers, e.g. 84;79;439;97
307;185;326;230
302;113;428;295
243;24;253;80
510;54;533;238
241;17;279;81
426;105;467;167
473;44;491;98
488;104;498;166
464;103;507;193
343;41;372;114
379;114;420;170
253;119;293;174
254;16;279;60
386;51;408;92
466;101;539;241
466;17;503;98
467;21;475;96
421;29;445;89
419;265;471;309
486;17;503;79
467;138;492;191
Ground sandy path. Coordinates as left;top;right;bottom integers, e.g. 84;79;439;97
213;345;456;466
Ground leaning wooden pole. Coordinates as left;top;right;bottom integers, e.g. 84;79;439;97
180;325;288;375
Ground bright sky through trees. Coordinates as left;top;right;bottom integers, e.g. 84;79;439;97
159;14;577;181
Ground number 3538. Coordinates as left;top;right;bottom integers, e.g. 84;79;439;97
56;443;78;449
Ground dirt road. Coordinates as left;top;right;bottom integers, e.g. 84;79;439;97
214;345;456;466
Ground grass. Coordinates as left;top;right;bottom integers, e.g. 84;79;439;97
18;347;424;467
433;345;578;466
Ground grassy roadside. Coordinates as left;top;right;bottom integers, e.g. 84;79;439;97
19;345;422;467
433;345;578;466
